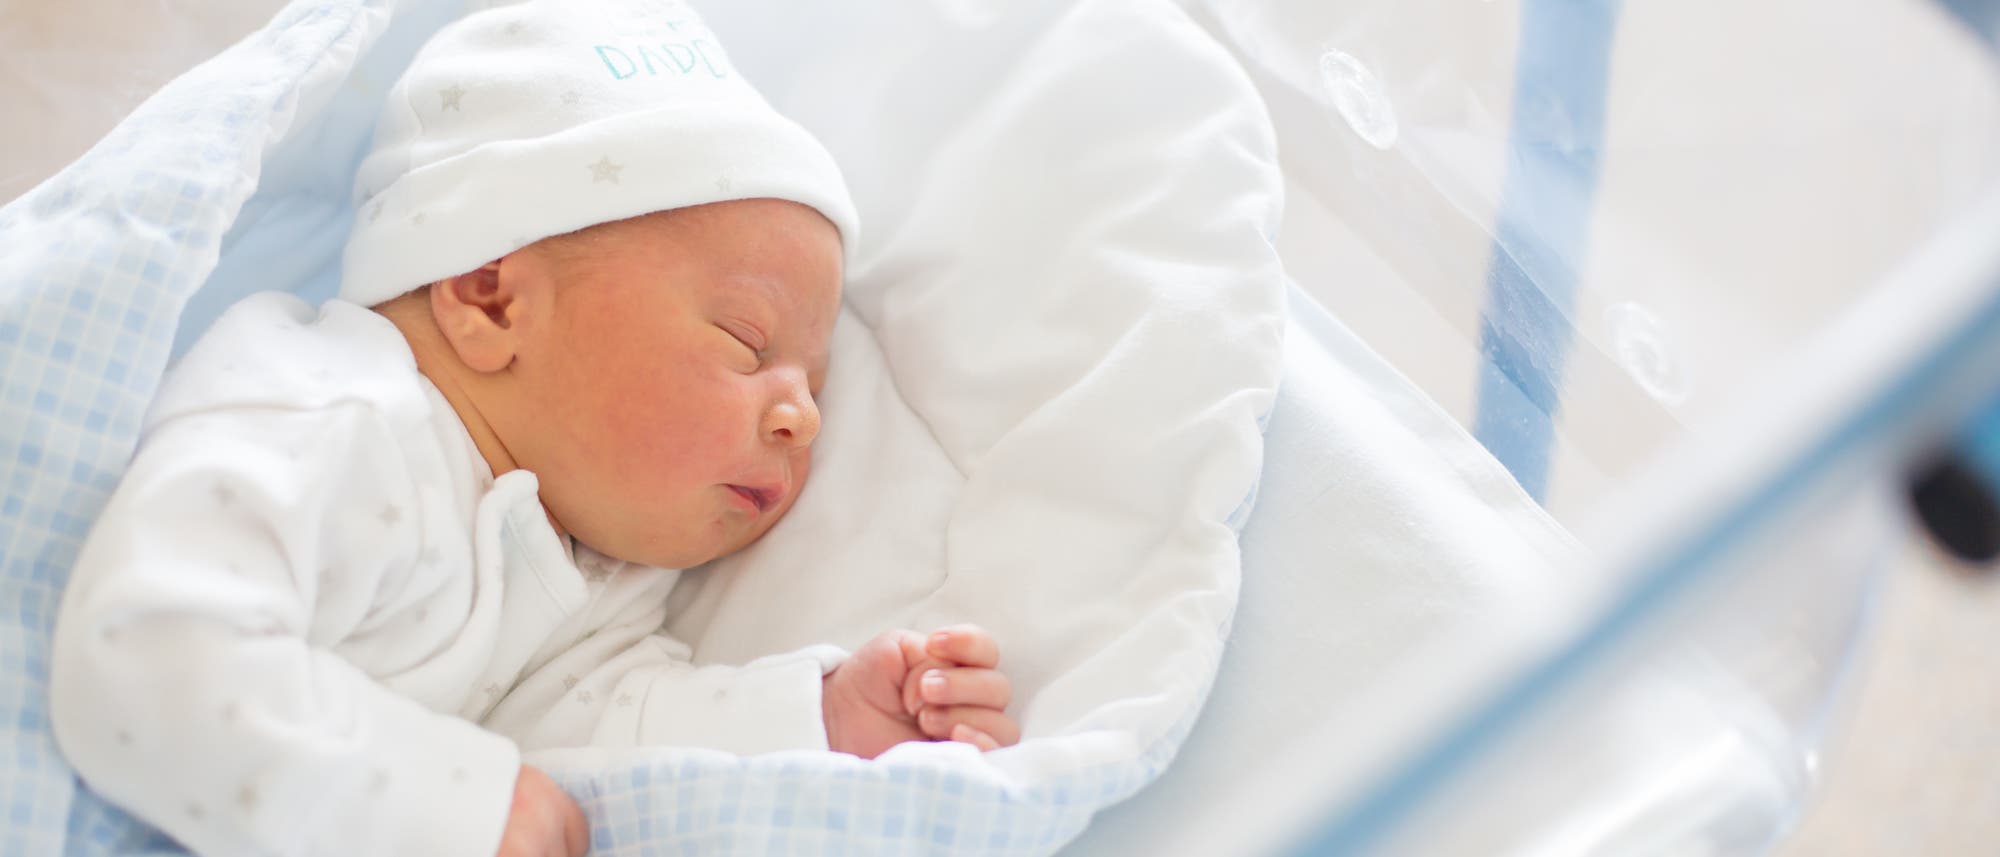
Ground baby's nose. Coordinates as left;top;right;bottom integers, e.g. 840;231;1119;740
764;393;820;450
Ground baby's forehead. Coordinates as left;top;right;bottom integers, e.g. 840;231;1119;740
572;201;841;332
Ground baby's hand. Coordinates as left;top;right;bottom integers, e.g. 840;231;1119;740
900;625;1020;752
822;625;1020;758
495;764;588;857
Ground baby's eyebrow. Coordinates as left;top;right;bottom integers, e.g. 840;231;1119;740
713;276;778;318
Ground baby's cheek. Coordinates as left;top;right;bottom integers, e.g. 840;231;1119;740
611;401;716;469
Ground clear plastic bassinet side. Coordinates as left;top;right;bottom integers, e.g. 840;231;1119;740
1175;0;2000;854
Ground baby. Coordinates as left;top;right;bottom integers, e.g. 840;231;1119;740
47;3;1018;857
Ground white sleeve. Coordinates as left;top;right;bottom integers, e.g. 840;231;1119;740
582;636;848;754
50;404;519;857
483;575;847;756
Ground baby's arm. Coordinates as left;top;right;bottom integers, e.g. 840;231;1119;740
476;561;1016;759
50;404;519;857
485;577;847;755
507;623;1018;761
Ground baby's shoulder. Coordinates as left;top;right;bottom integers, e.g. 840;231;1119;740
146;292;433;437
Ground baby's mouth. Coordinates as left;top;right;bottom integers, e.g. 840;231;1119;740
727;484;777;512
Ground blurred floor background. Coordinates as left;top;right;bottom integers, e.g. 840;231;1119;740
1778;544;2000;856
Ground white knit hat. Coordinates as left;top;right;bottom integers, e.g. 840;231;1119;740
338;0;859;306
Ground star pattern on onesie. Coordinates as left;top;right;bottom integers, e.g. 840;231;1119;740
439;84;466;111
589;156;624;184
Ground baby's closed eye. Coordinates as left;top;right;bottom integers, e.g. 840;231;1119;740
716;324;761;369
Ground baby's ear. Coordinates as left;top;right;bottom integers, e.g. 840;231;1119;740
429;255;546;374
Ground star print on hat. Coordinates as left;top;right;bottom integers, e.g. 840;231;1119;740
337;0;859;307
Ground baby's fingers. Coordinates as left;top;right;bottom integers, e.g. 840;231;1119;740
925;625;1000;669
951;724;1004;752
917;667;1011;710
918;704;1021;749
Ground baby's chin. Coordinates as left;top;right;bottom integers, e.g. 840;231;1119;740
627;516;779;571
579;491;796;570
634;537;730;571
707;520;780;565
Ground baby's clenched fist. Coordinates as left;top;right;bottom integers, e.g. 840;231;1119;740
823;625;1019;758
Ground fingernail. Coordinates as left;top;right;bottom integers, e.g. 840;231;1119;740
921;670;945;699
953;724;996;751
930;631;951;650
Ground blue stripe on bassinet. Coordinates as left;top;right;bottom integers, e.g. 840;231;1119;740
1469;0;1622;502
1933;0;2000;51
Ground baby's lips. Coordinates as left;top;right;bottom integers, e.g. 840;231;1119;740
725;484;776;512
735;474;791;510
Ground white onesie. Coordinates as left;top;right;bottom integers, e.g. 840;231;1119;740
49;292;844;857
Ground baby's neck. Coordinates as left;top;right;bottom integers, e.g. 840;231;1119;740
373;296;519;479
372;294;571;542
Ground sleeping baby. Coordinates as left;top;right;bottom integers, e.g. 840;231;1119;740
47;2;1019;856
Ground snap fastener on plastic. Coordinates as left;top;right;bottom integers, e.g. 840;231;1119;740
1318;49;1398;150
1606;301;1691;406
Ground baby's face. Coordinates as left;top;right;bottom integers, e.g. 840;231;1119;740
517;199;841;569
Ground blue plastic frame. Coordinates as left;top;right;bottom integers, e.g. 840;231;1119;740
1295;1;2000;851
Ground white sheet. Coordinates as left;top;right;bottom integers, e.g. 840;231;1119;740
1064;286;1579;854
